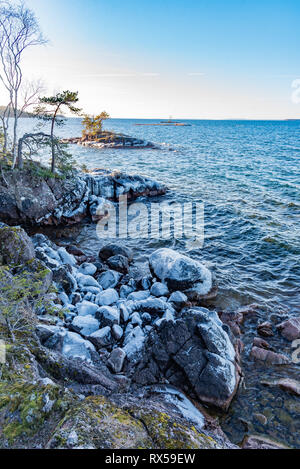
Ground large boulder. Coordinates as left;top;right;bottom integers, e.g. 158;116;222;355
0;167;90;226
99;243;133;262
149;248;214;300
131;308;241;411
0;224;35;265
276;317;300;341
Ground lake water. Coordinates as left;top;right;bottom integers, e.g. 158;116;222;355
17;117;300;447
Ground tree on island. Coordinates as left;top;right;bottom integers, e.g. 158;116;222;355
35;90;81;173
0;0;47;166
82;111;110;141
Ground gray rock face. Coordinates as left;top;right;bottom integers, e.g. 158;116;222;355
89;326;113;349
0;224;35;265
0;168;166;226
52;265;77;294
107;255;129;273
132;308;240;411
112;324;124;341
149;248;213;299
107;348;126;373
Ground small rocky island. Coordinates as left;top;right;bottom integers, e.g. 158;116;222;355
62;131;157;149
62;114;157;149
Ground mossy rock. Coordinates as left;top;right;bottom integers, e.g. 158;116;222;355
48;395;153;449
128;408;220;449
0;379;74;448
0;225;35;265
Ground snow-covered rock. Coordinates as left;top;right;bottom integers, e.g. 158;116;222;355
76;300;99;317
71;315;100;336
98;270;121;290
149;248;213;299
78;262;97;276
96;306;120;327
150;282;169;297
95;288;119;306
127;290;150;302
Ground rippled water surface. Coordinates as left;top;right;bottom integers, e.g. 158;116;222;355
19;117;300;447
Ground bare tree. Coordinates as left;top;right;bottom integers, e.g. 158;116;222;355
0;1;47;166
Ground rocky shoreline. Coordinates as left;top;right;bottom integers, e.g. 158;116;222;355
0;168;167;226
0;168;299;449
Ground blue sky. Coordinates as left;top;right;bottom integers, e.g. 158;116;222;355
22;0;300;118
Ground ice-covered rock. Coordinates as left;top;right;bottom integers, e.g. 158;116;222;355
80;285;102;295
71;315;100;336
58;247;77;266
127;290;150;302
119;302;130;322
130;312;143;327
150;282;169;297
89;195;108;221
96;306;120;327
95;288;119;306
77;273;101;289
78;262;97;276
76;300;99;316
141;276;152;290
149;248;213;299
123;326;145;361
168;291;188;310
98;270;121;289
62;331;96;362
120;284;135;299
131;297;169;316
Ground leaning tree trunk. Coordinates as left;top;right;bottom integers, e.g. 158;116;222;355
17;132;52;169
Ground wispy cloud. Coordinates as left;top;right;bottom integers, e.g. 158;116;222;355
188;72;205;76
78;72;160;78
140;73;160;77
79;73;137;78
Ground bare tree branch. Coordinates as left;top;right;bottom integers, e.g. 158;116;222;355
0;1;47;165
